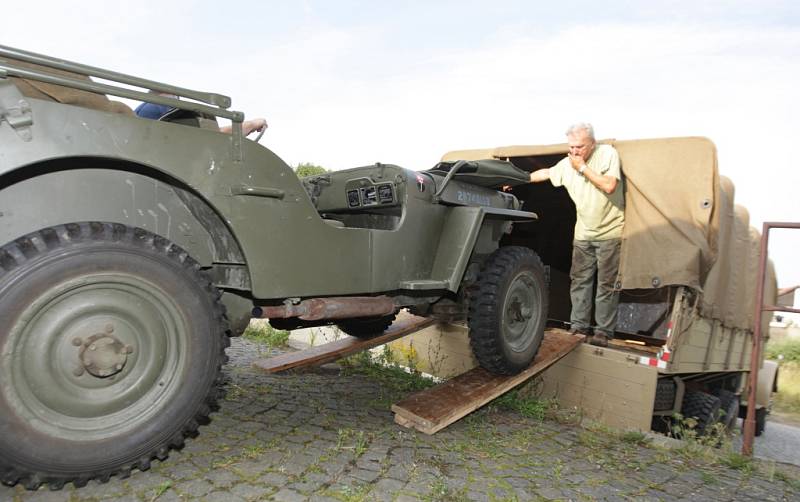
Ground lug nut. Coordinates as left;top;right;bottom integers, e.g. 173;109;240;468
125;345;134;354
105;323;114;333
72;337;83;346
89;344;97;351
73;367;84;377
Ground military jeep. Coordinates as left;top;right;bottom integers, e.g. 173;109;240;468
0;46;548;489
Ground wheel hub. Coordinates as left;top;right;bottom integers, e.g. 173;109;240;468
75;327;134;378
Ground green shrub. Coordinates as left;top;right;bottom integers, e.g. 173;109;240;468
765;338;800;363
295;162;328;177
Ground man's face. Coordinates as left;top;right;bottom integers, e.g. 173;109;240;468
567;130;595;160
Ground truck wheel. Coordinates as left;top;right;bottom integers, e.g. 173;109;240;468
716;390;740;431
653;379;677;411
681;391;721;435
337;314;397;338
468;246;548;375
0;223;228;490
755;406;767;436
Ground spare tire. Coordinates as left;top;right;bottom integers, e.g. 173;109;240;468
681;391;722;435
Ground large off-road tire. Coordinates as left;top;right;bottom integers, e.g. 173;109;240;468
0;223;229;490
681;391;721;435
468;246;548;375
716;390;740;431
653;378;677;412
337;314;397;339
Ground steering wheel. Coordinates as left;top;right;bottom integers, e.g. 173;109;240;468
253;127;266;143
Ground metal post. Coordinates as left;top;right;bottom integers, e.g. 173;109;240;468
743;222;800;456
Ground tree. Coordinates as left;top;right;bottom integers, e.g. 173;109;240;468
294;162;328;177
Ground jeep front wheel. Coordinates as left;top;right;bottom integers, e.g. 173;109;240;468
0;223;228;490
468;246;548;375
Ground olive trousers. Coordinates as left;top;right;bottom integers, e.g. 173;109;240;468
570;238;621;337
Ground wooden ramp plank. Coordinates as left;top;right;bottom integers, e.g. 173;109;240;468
252;315;436;374
391;328;584;434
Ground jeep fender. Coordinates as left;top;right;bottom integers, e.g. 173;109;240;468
429;206;536;292
0;161;245;270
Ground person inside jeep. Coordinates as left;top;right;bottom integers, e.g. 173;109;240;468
135;92;267;136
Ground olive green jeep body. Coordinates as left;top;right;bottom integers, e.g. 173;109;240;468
0;46;548;489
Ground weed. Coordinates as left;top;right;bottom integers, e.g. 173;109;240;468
772;469;800;490
721;452;754;474
341;349;435;394
149;480;171;502
619;430;650;446
700;471;718;484
335;428;370;457
242;321;290;348
224;383;245;401
241;443;267;459
494;391;553;420
325;483;371;502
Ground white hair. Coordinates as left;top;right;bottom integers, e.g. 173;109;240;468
565;122;595;141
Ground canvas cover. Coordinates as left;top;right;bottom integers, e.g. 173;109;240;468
425;159;532;188
0;55;133;115
442;136;774;331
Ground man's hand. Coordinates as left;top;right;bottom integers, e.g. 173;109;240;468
242;118;267;136
220;118;268;136
568;153;586;171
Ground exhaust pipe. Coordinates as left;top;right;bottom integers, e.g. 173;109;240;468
252;296;396;321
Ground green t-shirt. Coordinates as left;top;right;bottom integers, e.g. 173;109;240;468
549;144;625;241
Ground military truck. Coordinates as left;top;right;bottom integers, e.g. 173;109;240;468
391;139;779;436
0;47;549;489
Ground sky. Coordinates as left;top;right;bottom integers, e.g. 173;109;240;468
3;0;800;296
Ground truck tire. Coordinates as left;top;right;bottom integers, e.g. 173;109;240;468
755;406;767;436
653;379;677;411
0;223;229;490
681;391;721;435
337;314;397;339
468;246;548;375
737;405;768;436
716;390;740;431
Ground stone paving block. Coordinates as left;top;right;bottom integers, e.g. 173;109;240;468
230;482;275;500
174;478;215;497
12;489;72;502
348;468;382;483
257;471;291;487
270;487;308;501
164;461;203;481
204;468;242;489
128;473;173;493
395;494;423;502
204;491;248;502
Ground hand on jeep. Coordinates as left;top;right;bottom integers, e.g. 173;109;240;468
242;118;267;136
219;118;268;136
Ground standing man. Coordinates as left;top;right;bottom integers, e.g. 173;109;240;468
529;123;625;347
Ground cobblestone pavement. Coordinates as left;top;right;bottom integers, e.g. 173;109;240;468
3;338;798;501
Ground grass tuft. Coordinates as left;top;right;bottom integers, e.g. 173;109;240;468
243;321;290;348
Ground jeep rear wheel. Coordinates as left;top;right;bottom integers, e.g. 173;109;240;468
468;246;548;375
0;223;228;490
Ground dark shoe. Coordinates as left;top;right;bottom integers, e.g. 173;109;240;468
570;327;592;342
589;332;609;347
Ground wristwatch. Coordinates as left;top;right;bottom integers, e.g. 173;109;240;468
579;164;587;175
